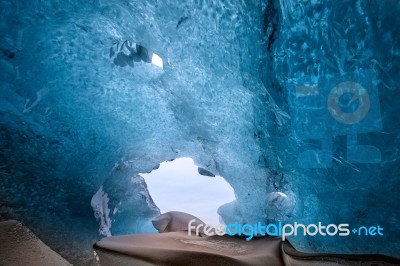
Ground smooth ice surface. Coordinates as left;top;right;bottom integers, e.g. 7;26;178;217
141;157;235;224
0;0;399;263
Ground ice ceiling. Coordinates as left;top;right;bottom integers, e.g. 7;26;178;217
0;0;399;264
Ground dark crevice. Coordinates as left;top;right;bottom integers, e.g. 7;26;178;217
262;0;279;53
261;0;286;104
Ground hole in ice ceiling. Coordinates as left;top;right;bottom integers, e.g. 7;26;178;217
109;40;163;69
141;158;235;224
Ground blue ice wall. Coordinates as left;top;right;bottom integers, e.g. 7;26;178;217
265;0;400;256
0;0;399;263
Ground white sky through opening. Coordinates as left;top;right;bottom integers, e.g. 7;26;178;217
141;157;235;224
151;53;163;68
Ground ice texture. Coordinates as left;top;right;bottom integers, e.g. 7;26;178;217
91;174;160;236
0;0;399;263
266;0;400;256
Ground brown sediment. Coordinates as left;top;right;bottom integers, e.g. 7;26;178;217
94;231;400;266
0;220;71;266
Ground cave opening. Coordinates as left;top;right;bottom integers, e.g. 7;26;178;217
141;157;235;224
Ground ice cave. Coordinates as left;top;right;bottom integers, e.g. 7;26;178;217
0;0;399;265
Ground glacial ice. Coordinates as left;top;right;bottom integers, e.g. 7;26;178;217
0;0;399;263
